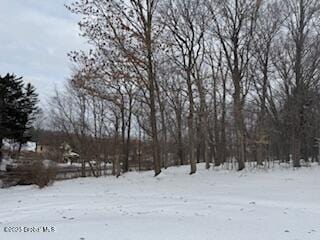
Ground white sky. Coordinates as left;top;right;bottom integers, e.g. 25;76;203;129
0;0;87;105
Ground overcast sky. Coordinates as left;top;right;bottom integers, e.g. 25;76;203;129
0;0;87;105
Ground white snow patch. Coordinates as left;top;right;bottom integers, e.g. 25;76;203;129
2;139;36;152
0;163;319;240
0;158;13;171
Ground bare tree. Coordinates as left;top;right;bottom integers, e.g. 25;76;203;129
207;0;261;170
67;0;162;176
160;0;207;173
251;1;284;165
273;0;320;167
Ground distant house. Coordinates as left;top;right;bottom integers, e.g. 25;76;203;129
36;144;52;154
35;130;66;154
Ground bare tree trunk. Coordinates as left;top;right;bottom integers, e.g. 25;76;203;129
176;105;185;166
197;75;209;169
120;103;128;173
233;73;246;171
145;2;161;176
220;70;227;165
115;153;121;178
292;134;301;167
125;99;133;172
212;64;220;166
156;80;168;169
114;115;121;177
148;48;161;176
138;120;142;172
256;63;269;166
187;71;196;174
0;138;3;163
188;114;196;174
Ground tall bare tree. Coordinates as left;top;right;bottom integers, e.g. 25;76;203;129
207;0;261;170
67;0;162;175
160;0;207;173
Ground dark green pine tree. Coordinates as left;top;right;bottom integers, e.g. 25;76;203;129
16;83;39;150
0;74;38;159
0;74;24;152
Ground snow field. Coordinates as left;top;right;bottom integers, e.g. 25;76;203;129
0;163;319;240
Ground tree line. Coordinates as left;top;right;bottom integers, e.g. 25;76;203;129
49;0;320;176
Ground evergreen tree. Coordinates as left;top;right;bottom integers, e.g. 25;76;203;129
0;74;38;160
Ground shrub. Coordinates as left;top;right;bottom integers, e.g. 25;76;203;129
16;161;57;188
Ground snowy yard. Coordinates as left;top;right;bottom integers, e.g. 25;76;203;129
0;164;319;240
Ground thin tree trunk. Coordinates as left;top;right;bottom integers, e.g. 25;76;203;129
220;73;227;165
187;70;196;174
156;80;168;169
213;68;221;166
199;84;209;169
146;6;161;176
176;106;184;166
114;115;121;177
233;72;246;171
121;105;128;173
0;138;3;163
125;100;132;172
292;135;301;167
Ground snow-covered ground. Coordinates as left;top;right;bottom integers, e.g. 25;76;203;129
0;163;319;240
